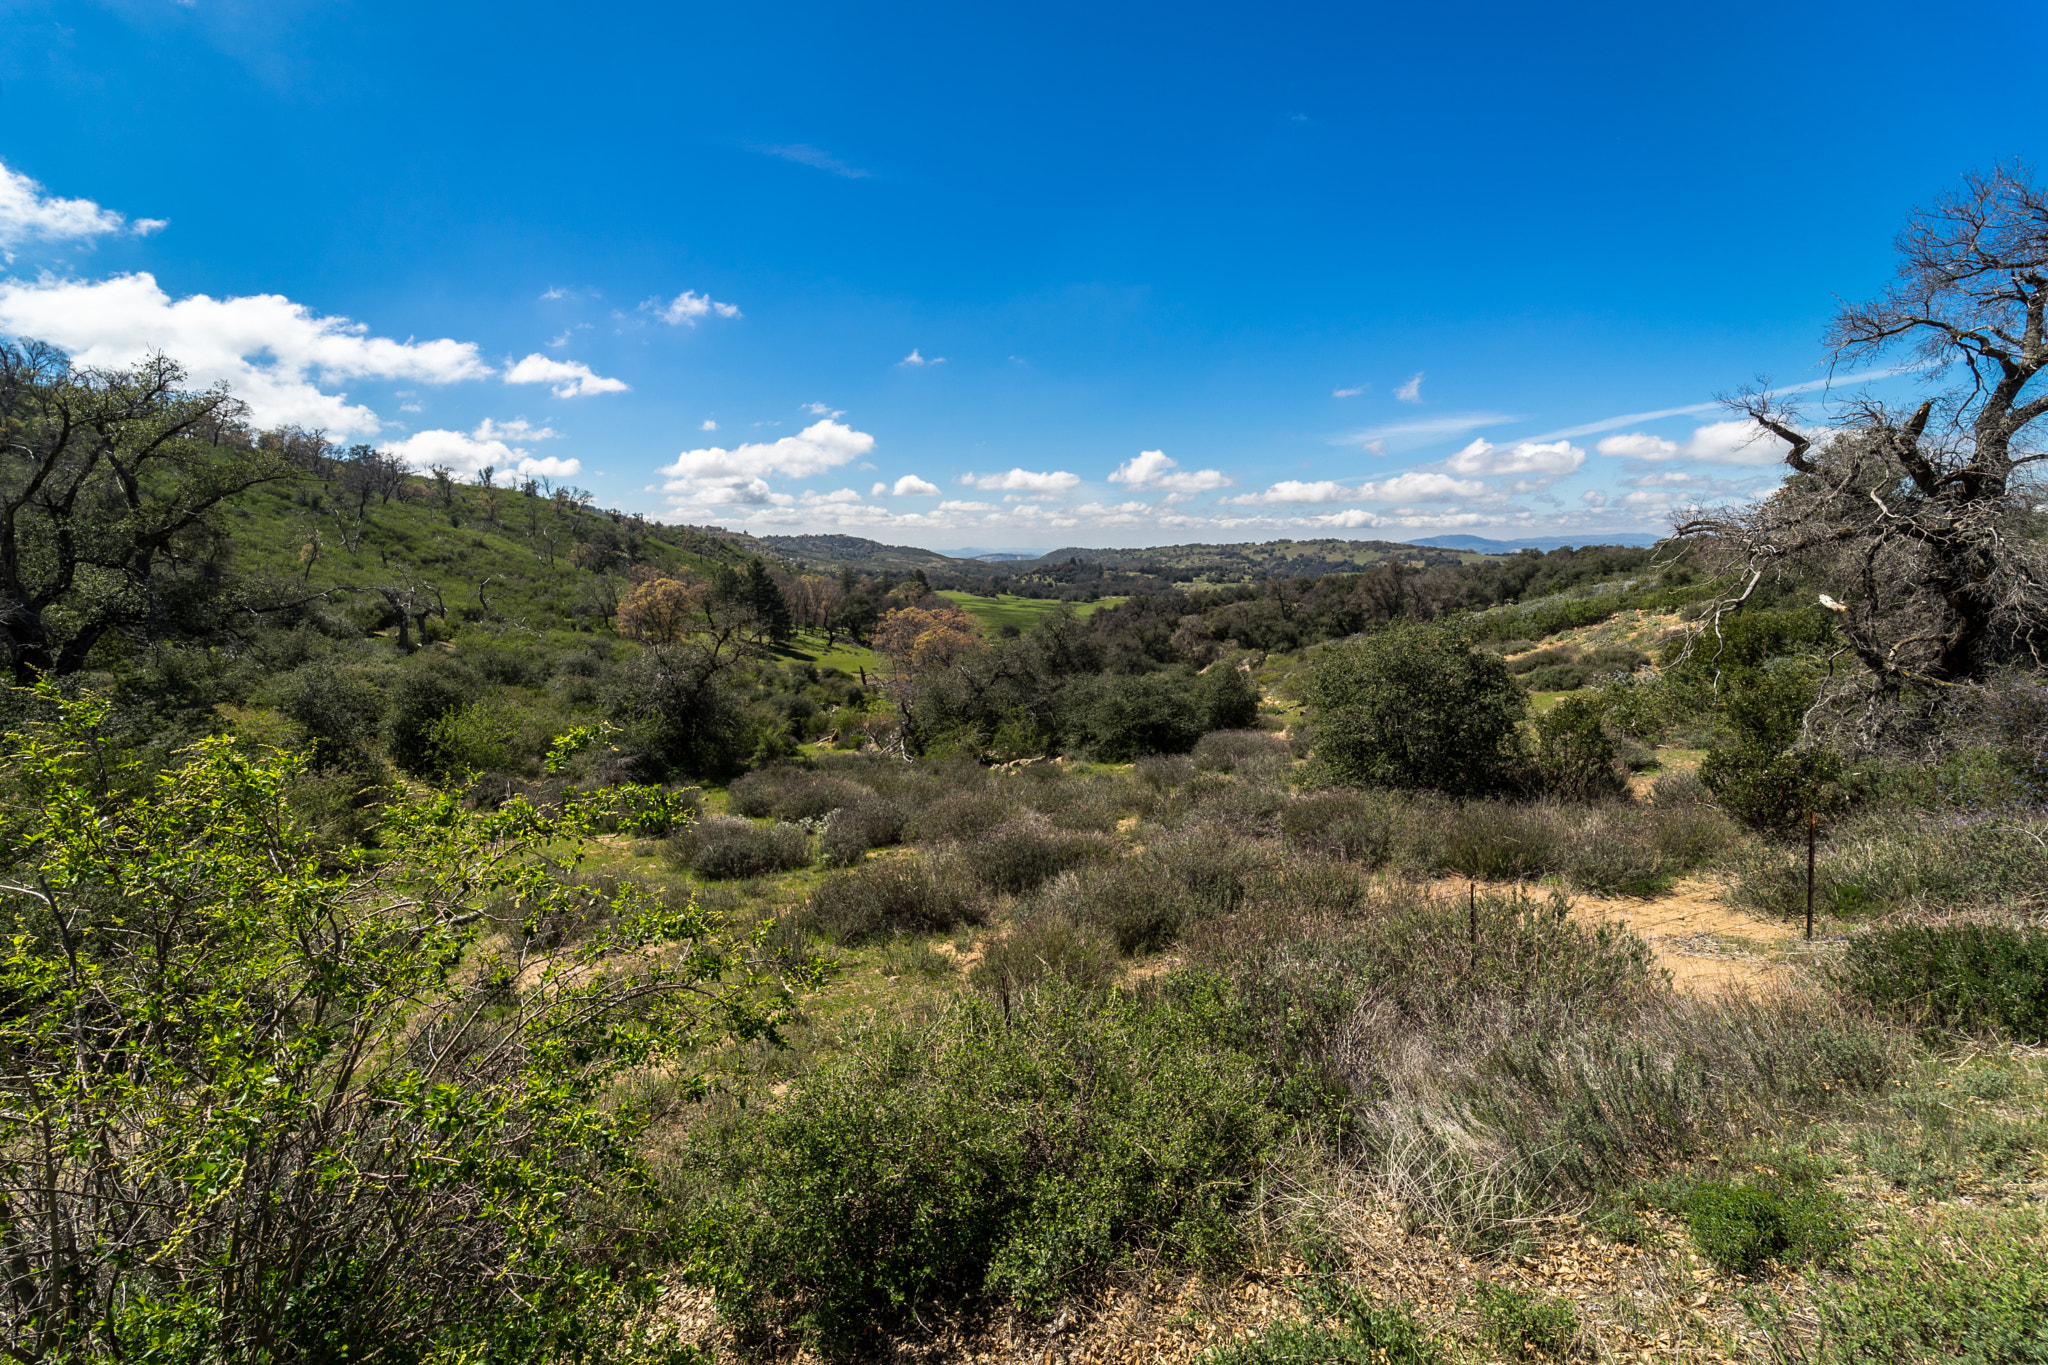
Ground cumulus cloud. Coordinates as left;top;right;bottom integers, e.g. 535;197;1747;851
888;474;940;496
700;419;717;431
1581;490;1608;508
503;353;629;398
800;487;862;505
0;160;166;257
1230;471;1487;505
659;418;877;509
961;468;1080;493
1108;449;1231;492
653;289;741;325
380;418;580;480
0;271;491;435
1444;438;1585;478
1394;371;1425;404
1596;419;1798;466
900;348;945;366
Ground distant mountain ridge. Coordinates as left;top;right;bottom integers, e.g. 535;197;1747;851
1403;533;1666;552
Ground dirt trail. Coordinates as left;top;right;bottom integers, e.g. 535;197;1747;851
1432;876;1799;997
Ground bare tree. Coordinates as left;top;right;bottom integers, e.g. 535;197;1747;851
1678;162;2048;699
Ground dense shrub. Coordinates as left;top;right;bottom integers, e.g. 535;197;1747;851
969;913;1120;998
603;644;747;779
1680;1177;1850;1276
911;790;1013;842
277;663;384;772
1832;923;2048;1041
1055;862;1205;955
1441;802;1563;881
970;823;1113;895
384;655;480;775
1135;753;1197;790
1305;622;1528;796
672;816;811;880
1533;696;1628;800
818;796;909;867
1731;812;2048;919
1467;1283;1578;1361
802;856;987;943
1281;791;1396;866
677;983;1293;1353
727;767;874;821
1193;728;1290;774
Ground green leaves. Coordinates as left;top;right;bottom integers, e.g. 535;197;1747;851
0;690;798;1362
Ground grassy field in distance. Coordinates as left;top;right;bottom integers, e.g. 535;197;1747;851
935;590;1126;634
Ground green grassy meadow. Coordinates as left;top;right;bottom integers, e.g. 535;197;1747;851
936;590;1127;633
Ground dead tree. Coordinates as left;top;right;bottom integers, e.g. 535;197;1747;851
1677;162;2048;704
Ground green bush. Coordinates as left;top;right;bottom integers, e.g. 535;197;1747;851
1193;728;1291;774
969;913;1120;998
1203;1289;1444;1365
1702;743;1845;834
1062;861;1204;954
1534;696;1628;800
277;663;384;772
970;824;1113;895
384;654;479;775
679;982;1291;1353
1061;670;1211;761
911;789;1014;841
1467;1282;1578;1360
1305;621;1528;796
803;856;987;943
1776;1209;2048;1364
1833;923;2048;1042
818;796;909;867
685;818;812;880
1679;1177;1850;1276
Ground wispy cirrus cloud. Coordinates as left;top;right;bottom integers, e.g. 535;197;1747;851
755;143;871;179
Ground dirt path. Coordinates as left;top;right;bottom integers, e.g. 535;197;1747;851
1432;876;1799;997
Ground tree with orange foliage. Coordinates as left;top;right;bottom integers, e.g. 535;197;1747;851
616;575;705;644
875;602;982;669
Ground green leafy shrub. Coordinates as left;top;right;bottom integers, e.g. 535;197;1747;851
680;983;1291;1353
1534;696;1628;800
0;690;790;1363
1775;1209;2048;1363
1467;1282;1578;1360
276;662;384;772
1833;923;2048;1041
384;654;480;775
1205;1285;1444;1365
803;855;987;943
1679;1177;1850;1276
1305;621;1528;796
1061;669;1211;761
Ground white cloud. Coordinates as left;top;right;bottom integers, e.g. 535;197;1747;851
889;474;941;496
1108;449;1231;492
380;418;581;479
1362;471;1488;502
0;271;491;435
660;418;877;509
503;353;629;398
1229;480;1357;505
0;160;166;258
1333;385;1366;398
961;468;1080;493
939;500;1000;513
1394;371;1425;404
399;401;423;413
700;418;717;431
1596;419;1794;466
758;143;872;179
1445;438;1585;478
803;401;846;417
800;487;863;505
1342;411;1519;451
900;348;945;366
653;289;741;325
1580;490;1608;508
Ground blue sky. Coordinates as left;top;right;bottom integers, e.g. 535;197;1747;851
1;0;2042;551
